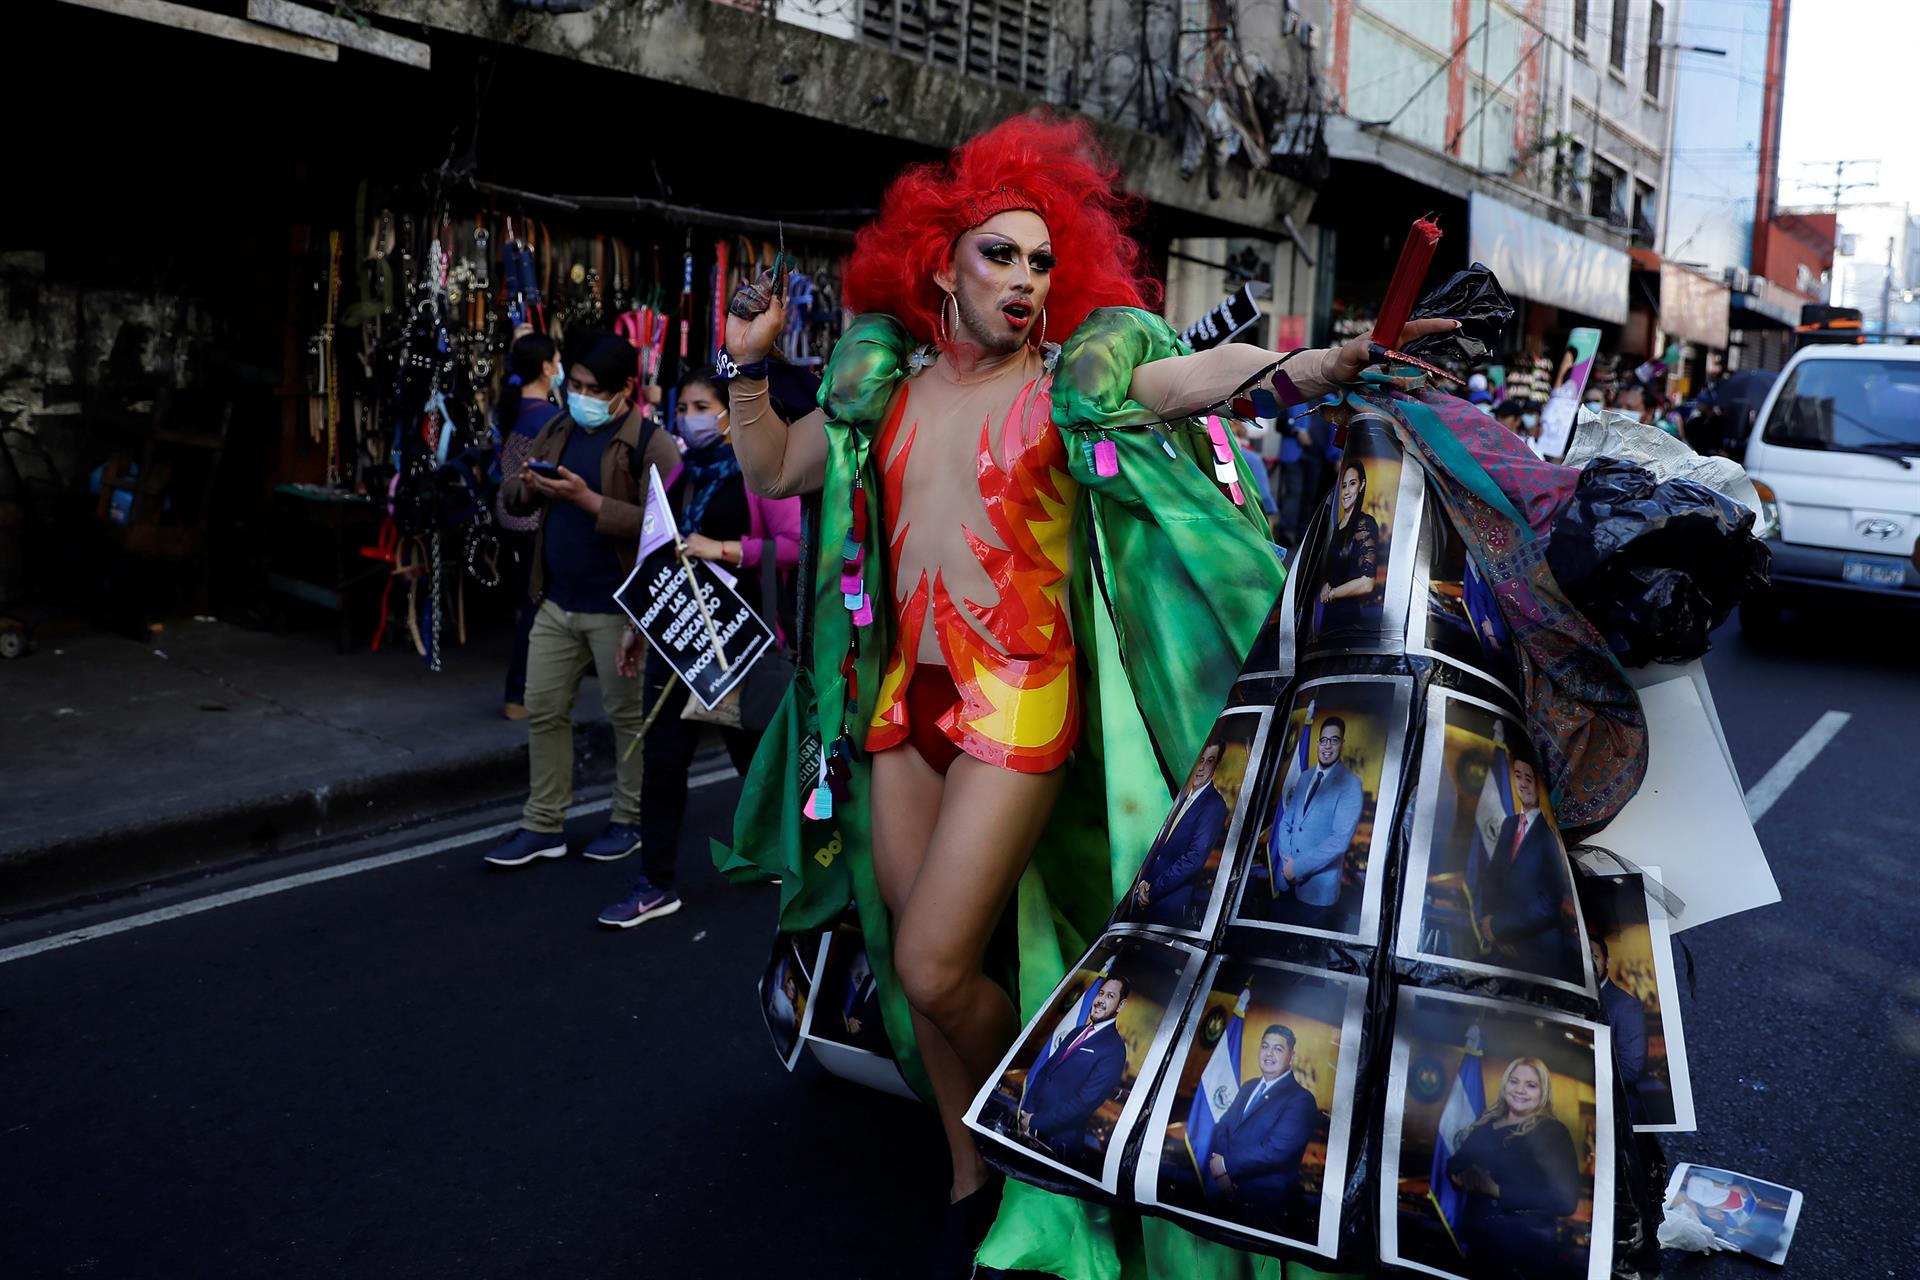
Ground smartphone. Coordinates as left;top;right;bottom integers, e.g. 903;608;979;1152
527;460;561;479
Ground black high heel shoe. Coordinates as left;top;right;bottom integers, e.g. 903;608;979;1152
930;1175;1004;1280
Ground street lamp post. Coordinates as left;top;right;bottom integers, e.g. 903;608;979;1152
1656;39;1729;261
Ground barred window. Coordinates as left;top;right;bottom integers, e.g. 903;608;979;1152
859;0;1054;95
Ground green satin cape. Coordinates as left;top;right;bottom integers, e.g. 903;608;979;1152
716;308;1347;1279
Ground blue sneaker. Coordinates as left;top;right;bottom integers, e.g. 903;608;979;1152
582;823;642;862
483;828;568;868
597;876;682;928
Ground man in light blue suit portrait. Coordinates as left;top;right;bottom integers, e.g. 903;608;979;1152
1268;715;1365;934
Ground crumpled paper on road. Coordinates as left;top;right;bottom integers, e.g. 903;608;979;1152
1657;1200;1738;1253
1563;408;1776;538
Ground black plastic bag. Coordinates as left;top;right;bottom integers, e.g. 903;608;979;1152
1547;457;1772;666
1402;262;1515;366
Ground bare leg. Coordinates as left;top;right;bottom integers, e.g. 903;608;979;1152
871;746;986;1199
893;755;1064;1193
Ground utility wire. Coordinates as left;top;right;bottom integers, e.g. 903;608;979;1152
1448;31;1548;155
1361;14;1488;129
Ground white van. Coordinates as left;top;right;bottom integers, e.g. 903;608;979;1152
1740;344;1920;634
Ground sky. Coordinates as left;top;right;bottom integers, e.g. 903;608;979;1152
1776;0;1918;214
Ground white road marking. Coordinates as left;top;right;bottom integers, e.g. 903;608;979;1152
1743;710;1851;824
0;766;736;966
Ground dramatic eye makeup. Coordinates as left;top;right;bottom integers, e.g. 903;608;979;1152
978;239;1054;272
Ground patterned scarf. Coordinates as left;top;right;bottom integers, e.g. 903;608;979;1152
680;438;742;537
1363;383;1648;836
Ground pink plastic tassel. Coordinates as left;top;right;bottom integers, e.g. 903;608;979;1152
852;595;874;627
1093;439;1119;477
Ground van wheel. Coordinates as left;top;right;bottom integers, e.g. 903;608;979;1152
1740;593;1786;646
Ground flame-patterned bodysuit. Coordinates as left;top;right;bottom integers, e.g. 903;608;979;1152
863;350;1079;774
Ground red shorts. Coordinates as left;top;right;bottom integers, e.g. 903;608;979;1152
898;663;963;776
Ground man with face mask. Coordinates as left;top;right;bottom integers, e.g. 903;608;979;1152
483;332;680;872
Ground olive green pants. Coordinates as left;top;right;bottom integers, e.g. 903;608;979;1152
522;600;646;831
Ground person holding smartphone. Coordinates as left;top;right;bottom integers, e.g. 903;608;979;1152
483;331;679;872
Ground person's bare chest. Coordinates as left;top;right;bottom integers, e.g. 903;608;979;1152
875;357;1069;652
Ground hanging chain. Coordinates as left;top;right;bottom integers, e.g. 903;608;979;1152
429;529;445;674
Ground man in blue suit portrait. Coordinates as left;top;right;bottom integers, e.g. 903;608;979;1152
1475;756;1577;980
1269;716;1365;934
1131;743;1230;929
1205;1024;1318;1219
1593;934;1650;1124
1018;977;1131;1162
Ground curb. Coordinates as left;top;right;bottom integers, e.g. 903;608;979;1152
0;721;626;917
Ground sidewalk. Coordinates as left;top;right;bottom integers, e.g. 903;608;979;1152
0;617;629;910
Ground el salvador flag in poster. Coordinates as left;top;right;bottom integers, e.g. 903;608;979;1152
1024;965;1108;1102
1429;1025;1486;1253
1461;555;1508;658
1185;988;1250;1179
1469;722;1516;905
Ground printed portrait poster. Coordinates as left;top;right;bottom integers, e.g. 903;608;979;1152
1134;958;1366;1257
1573;868;1696;1133
1112;708;1273;939
801;922;893;1059
1381;989;1614;1280
1282;410;1423;661
1230;675;1413;944
967;931;1203;1195
759;932;817;1071
1408;503;1521;696
1663;1163;1803;1266
1397;690;1597;998
1537;327;1602;460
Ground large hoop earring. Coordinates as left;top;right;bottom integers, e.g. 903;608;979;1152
939;290;958;347
1034;307;1048;348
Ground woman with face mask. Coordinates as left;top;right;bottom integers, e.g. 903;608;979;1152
485;332;681;873
598;372;802;929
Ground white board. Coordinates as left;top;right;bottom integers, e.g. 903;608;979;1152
1580;675;1779;932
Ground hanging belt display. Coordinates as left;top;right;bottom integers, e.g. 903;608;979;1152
314;175;847;670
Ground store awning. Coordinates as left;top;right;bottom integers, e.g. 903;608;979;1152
1730;277;1804;329
1468;192;1630;325
1659;262;1731;348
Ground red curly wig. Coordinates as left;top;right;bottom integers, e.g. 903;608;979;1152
843;112;1162;344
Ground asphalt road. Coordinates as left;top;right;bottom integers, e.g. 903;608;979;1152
2;602;1915;1279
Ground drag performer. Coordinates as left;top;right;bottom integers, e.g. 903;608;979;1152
719;114;1450;1279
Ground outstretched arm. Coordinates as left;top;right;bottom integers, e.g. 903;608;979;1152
1128;320;1461;421
1130;343;1339;419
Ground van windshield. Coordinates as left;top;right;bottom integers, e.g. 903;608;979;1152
1763;358;1920;453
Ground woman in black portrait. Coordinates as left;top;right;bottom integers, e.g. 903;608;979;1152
1446;1056;1582;1277
1313;458;1384;636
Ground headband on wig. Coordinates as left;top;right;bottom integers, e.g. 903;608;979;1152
842;112;1160;345
960;185;1041;232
